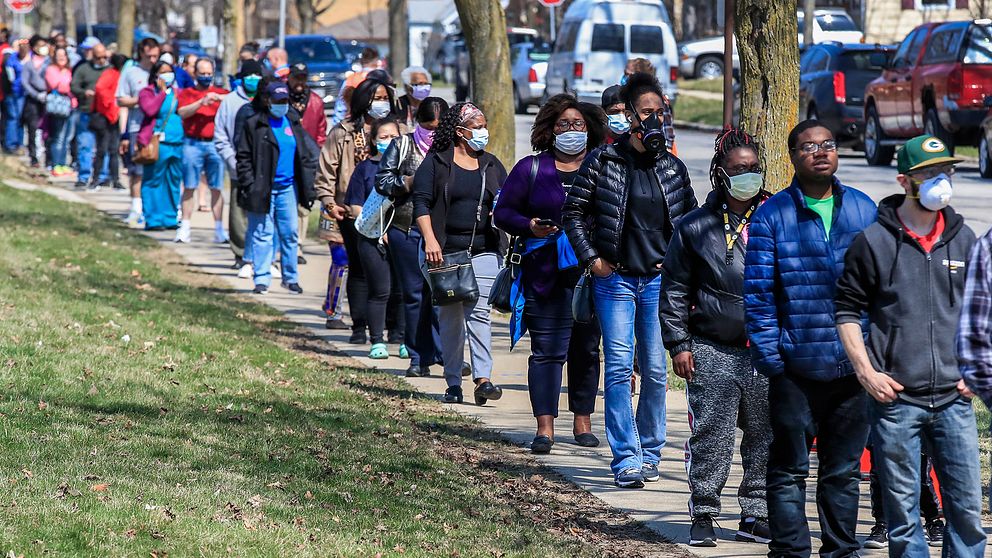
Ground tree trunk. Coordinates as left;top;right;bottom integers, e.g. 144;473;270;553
244;0;255;42
223;0;245;78
37;0;55;36
388;0;408;80
453;0;515;166
63;0;76;39
117;0;135;57
735;0;798;192
296;0;314;34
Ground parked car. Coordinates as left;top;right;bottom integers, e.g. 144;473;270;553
339;40;369;65
863;20;992;165
799;43;894;148
544;0;679;105
508;27;540;47
975;97;992;177
279;35;352;111
678;36;738;80
797;9;864;44
511;42;551;113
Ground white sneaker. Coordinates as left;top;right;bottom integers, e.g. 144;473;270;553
237;264;253;279
214;230;229;244
272;265;281;280
174;222;192;243
125;210;141;228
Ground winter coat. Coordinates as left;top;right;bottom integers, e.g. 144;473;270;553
235;109;319;214
836;194;976;407
744;177;877;381
374;133;427;233
21;55;48;103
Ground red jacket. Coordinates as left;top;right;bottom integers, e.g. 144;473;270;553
299;90;327;147
93;67;121;124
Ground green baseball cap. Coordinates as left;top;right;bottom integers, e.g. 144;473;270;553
897;135;962;174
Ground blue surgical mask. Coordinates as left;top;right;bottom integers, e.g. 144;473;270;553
460;127;489;152
159;72;175;88
375;139;393;154
269;103;289;118
411;84;431;101
196;75;214;88
554;131;587;155
243;75;261;94
620;75;629;86
368;100;391;120
607;114;630;134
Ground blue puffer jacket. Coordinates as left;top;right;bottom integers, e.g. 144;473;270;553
744;177;877;381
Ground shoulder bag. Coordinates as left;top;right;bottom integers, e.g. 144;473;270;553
133;92;176;166
489;155;539;313
356;135;409;239
572;270;595;324
45;91;72;117
427;164;489;306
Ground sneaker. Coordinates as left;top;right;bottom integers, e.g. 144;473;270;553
125;210;142;228
271;265;281;280
74;180;87;189
325;318;349;330
112;181;126;191
297;255;307;265
442;385;463;404
735;517;770;544
863;523;888;549
174;222;191;243
614;468;644;489
641;462;660;482
925;518;944;547
281;282;303;294
214;230;229;244
237;264;253;279
690;515;718;547
252;284;268;295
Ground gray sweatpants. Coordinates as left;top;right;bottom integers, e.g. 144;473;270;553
438;252;499;387
684;338;770;519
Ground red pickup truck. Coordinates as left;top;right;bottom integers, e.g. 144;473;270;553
863;20;992;165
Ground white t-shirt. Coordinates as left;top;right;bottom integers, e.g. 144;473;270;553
116;64;150;134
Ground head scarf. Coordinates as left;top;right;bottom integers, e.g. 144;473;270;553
458;103;483;125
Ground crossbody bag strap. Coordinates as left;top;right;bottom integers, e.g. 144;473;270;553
467;162;488;254
505;155;540;267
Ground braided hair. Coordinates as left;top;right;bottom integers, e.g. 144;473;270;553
429;101;473;154
709;128;760;192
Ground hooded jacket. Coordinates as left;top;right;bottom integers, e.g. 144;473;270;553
235;109;319;214
836;194;976;407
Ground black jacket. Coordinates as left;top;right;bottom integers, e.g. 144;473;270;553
235;110;319;214
562;139;696;270
661;190;768;354
411;147;508;254
835;194;976;407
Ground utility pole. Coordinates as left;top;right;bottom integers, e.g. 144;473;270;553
722;0;733;128
278;0;287;48
803;0;815;48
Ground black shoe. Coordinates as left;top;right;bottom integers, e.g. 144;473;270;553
689;515;718;547
230;257;247;270
252;284;268;295
417;366;431;377
281;282;303;294
297;255;307;265
573;432;600;447
324;318;349;330
442;385;463;404
73;180;87;189
387;330;404;345
863;523;888;549
531;435;554;454
112;181;126;190
925;518;944;547
349;331;367;344
405;365;423;378
473;381;502;406
735;516;770;544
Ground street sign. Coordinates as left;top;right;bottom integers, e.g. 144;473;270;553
199;25;219;49
538;0;563;6
4;0;33;14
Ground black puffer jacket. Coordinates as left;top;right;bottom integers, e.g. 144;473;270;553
235;110;319;214
562;138;696;269
661;190;769;355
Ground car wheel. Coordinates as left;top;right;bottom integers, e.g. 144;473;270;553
864;105;895;166
981;133;992;179
924;107;955;155
514;86;527;115
695;56;724;80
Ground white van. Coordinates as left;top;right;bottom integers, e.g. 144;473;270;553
545;0;679;105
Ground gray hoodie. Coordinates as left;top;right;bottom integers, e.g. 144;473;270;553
21;54;48;103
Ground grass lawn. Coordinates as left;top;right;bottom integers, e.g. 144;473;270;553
672;95;723;128
0;183;677;557
677;78;725;95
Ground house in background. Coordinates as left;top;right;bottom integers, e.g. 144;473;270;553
813;0;988;43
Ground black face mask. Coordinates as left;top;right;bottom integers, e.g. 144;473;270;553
633;111;667;153
289;88;308;107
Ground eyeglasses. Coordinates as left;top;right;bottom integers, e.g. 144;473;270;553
793;140;837;154
554;119;587;132
724;165;763;176
909;164;955;180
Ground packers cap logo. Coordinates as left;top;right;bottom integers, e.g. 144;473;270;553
922;137;946;153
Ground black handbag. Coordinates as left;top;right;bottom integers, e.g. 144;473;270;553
427;167;489;306
489;156;539;313
572;271;595;324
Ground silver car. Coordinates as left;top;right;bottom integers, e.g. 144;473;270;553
678;36;738;80
511;42;551;114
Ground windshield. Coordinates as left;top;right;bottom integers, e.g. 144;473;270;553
840;51;888;72
286;38;345;63
817;13;858;32
527;42;552;61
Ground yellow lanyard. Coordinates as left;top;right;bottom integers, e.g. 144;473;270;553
723;203;755;264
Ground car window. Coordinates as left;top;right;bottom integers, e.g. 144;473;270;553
890;29;918;69
905;28;929;66
922;25;966;64
285;38;344;63
591;23;625;52
805;50;830;73
816;13;858;32
963;25;992;64
840;50;889;72
555;22;580;53
797;13;804;36
528;42;553;62
630;25;664;54
799;48;814;73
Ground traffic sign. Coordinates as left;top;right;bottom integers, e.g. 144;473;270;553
539;0;563;6
5;0;34;14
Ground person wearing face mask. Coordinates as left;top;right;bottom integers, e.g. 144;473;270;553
236;82;319;296
118;38;161;228
412;102;507;406
620;58;677;155
175;57;229;244
43;46;75;177
20;35;49;168
315;75;403;340
215;60;264;276
136;61;185;230
397;66;432;128
601;85;629;143
70;41;111;189
660;129;772;546
562;72;695;489
493;94;606;453
836;135;984;557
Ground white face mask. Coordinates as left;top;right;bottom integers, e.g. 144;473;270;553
460;127;489;152
368;100;391;119
721;169;763;202
915;173;953;212
554;131;587;155
37;46;49;57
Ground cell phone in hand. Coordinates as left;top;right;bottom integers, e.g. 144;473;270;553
536;218;557;227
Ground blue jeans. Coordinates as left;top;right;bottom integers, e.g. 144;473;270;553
75;112;107;183
182;137;224;189
593;272;666;475
47;114;70;166
870;397;986;558
2;95;23;150
387;227;441;367
247;186;299;287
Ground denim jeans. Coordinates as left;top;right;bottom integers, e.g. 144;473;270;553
76;112;108;184
46;114;70;166
870;397;986;558
182;137;224;189
767;373;868;558
247;187;299;287
593;271;666;475
2;95;23;151
436;252;499;386
387;227;440;367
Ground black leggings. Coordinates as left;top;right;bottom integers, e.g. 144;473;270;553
91;114;120;184
21;97;42;165
357;235;391;344
339;218;368;333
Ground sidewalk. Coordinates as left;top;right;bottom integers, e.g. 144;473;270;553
26;172;990;557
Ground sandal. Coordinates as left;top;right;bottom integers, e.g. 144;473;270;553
398;344;410;359
369;343;389;359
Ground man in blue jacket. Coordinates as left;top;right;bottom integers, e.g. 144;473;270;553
744;120;877;558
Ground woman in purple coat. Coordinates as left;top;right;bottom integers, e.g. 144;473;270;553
493;94;606;454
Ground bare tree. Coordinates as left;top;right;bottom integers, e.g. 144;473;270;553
388;0;408;80
735;0;799;192
37;0;55;36
63;0;76;39
118;0;135;56
453;0;515;165
295;0;338;34
223;0;245;77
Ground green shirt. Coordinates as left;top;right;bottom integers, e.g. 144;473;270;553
804;195;835;240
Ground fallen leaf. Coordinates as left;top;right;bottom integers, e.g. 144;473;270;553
37;400;47;411
21;469;33;479
91;483;109;492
